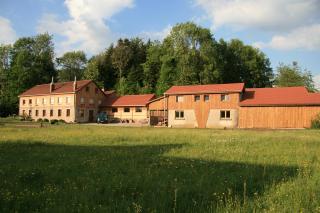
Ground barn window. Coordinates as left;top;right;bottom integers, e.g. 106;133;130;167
194;95;200;102
112;108;118;113
204;95;209;102
124;107;130;113
221;94;230;102
176;95;184;102
175;111;184;119
135;107;142;112
220;110;231;120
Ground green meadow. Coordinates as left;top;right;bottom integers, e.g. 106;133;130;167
0;124;320;212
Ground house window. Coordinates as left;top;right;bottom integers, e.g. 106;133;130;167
35;110;39;116
220;110;231;120
175;111;184;119
22;110;25;115
22;99;26;105
66;97;71;104
58;97;62;104
36;98;40;105
221;94;230;102
135;107;142;112
80;97;84;103
194;95;200;102
66;109;70;117
42;110;46;116
79;109;84;117
112;108;118;113
86;86;89;92
95;88;98;94
124;107;130;113
29;99;32;104
176;95;184;102
50;110;53;117
58;109;62;117
29;110;32;116
89;99;94;104
42;98;47;105
204;95;209;102
50;97;54;104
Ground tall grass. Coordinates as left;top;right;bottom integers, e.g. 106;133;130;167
0;125;319;212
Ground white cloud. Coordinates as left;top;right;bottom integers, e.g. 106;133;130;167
195;0;320;31
314;74;320;90
0;16;17;44
254;24;320;50
37;0;134;55
139;25;172;41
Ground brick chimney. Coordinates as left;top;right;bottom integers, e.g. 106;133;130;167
73;76;77;91
50;77;54;93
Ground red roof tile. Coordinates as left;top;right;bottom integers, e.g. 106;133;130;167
164;83;245;94
102;94;156;107
240;87;320;106
19;80;92;96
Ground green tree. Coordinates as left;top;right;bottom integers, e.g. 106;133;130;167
215;39;273;87
142;41;163;93
56;51;87;82
275;62;315;91
4;34;56;116
111;39;132;93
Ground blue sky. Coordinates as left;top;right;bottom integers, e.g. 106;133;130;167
1;0;320;86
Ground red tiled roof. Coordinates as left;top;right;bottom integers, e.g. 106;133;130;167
19;80;92;96
102;94;156;107
240;86;320;106
164;83;245;94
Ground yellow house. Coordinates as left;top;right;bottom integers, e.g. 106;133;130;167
100;93;155;123
19;79;106;123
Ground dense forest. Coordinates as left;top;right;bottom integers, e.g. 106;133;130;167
0;22;315;116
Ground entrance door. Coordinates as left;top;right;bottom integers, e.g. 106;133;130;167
88;110;94;122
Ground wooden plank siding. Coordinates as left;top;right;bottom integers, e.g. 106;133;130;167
239;106;320;128
168;93;240;128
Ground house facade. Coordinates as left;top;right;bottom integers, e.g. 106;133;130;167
100;93;155;123
19;79;106;123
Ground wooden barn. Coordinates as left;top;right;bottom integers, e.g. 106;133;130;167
148;83;320;129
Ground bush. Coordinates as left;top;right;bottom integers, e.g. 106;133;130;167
37;118;43;122
311;114;320;129
50;119;59;125
20;114;32;121
58;119;66;124
43;118;49;122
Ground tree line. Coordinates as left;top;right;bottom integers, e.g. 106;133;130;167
0;22;316;116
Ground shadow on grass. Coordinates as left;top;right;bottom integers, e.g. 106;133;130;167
0;141;298;212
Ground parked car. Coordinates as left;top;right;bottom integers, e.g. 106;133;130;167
97;112;107;123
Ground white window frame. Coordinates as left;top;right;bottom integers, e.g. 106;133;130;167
221;94;230;102
176;95;184;103
50;97;54;105
175;110;185;120
220;110;231;120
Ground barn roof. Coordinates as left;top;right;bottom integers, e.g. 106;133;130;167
240;87;320;106
102;94;156;107
164;83;245;95
19;80;92;96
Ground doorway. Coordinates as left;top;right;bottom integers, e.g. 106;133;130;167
88;110;94;122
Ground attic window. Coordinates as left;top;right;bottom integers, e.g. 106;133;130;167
176;95;184;103
204;95;209;102
221;94;230;102
194;95;200;102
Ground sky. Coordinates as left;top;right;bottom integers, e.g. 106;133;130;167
0;0;320;87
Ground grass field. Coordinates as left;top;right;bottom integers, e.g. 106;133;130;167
0;124;320;212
